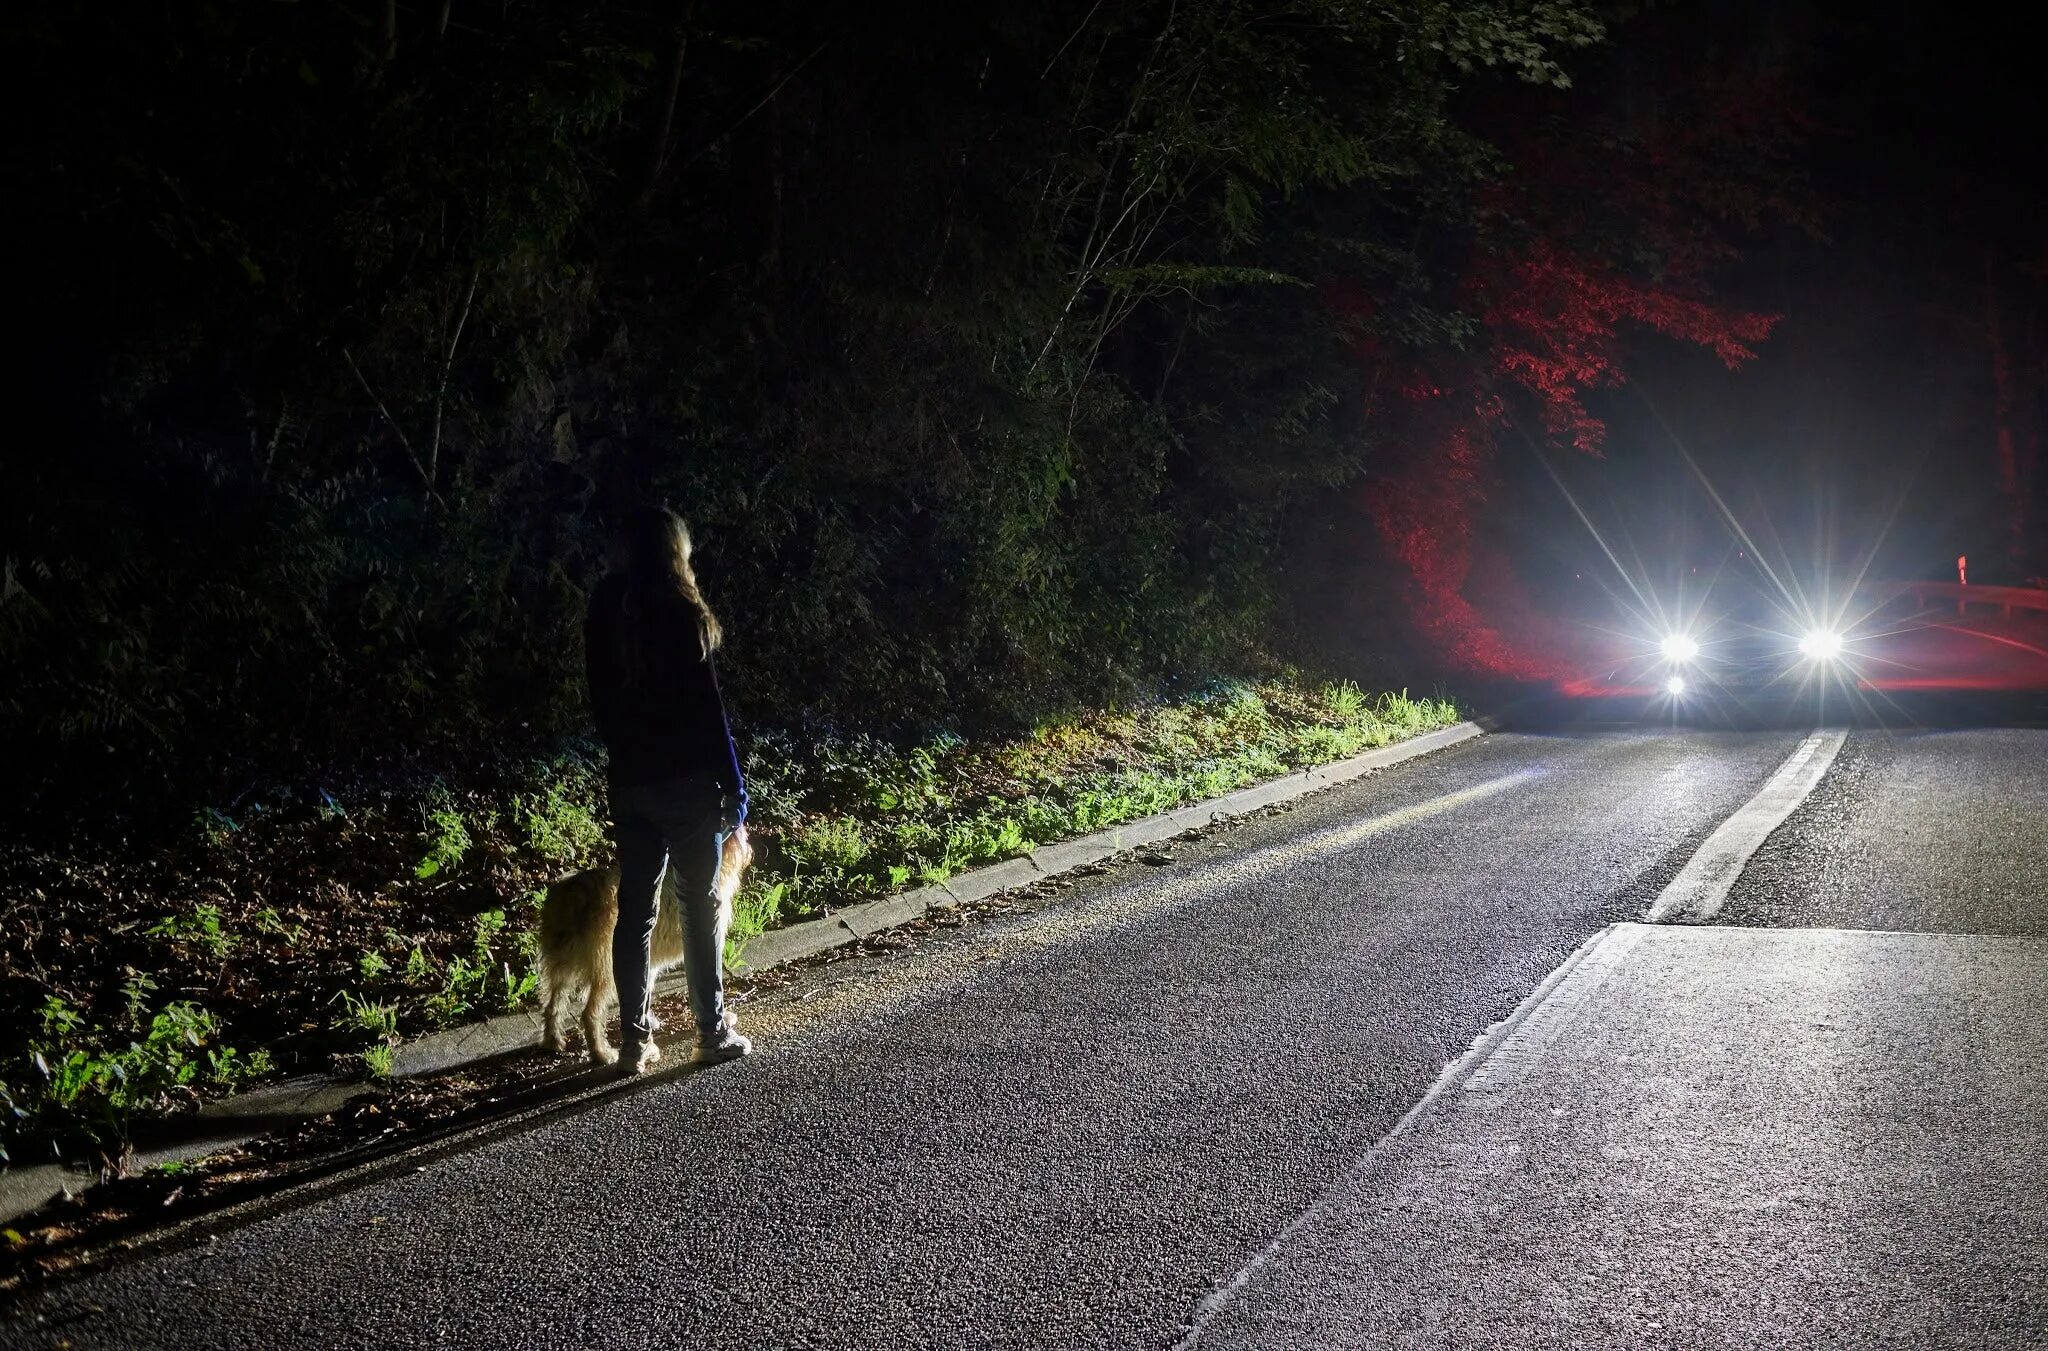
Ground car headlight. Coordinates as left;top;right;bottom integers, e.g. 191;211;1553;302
1797;629;1843;660
1659;633;1700;662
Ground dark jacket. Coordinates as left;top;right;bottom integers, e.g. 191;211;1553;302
584;575;749;818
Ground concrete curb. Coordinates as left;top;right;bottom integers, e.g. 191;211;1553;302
0;1075;377;1227
736;717;1488;973
0;718;1486;1226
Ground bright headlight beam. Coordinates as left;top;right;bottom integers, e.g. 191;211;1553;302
1798;629;1843;660
1659;633;1700;662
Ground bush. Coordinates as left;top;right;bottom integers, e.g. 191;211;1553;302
5;0;1608;834
12;990;272;1165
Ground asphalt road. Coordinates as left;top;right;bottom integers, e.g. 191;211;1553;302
5;721;2045;1349
1717;727;2048;935
1186;923;2048;1349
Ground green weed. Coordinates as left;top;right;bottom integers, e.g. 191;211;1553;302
120;970;159;1026
870;744;951;813
500;962;538;1011
191;807;237;849
1321;679;1366;719
415;789;471;879
519;767;606;864
728;878;790;958
251;906;305;945
785;815;869;875
211;1046;274;1083
471;909;507;959
977;816;1028;860
356;1044;396;1080
423;956;491;1026
16;993;271;1158
333;990;400;1043
144;903;238;961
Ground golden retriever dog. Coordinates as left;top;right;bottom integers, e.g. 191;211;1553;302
538;826;751;1064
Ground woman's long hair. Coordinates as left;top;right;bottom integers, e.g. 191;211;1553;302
614;506;723;678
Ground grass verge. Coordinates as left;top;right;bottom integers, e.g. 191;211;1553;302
0;674;1458;1169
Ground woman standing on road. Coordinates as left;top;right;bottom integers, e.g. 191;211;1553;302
585;505;753;1074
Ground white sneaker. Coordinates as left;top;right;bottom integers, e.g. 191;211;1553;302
615;1039;663;1078
696;1010;753;1063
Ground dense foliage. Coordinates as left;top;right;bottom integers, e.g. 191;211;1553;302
6;2;1800;830
1;1;1810;1172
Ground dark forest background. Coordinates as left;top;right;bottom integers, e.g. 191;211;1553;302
5;1;1817;830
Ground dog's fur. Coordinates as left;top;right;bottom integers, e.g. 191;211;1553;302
538;826;751;1064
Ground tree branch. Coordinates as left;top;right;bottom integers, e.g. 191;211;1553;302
428;264;481;491
637;30;689;209
262;395;292;482
1042;0;1107;80
344;347;442;506
369;0;399;89
678;42;828;171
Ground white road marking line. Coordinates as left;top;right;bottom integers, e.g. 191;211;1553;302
1169;924;1630;1350
1460;923;1648;1095
1642;728;1849;923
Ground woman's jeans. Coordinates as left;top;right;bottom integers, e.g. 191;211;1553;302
609;774;729;1044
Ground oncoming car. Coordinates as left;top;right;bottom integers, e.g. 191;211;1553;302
1643;571;1858;711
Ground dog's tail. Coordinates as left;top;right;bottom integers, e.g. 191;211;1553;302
714;824;752;907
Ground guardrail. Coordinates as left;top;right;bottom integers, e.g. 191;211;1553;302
1860;579;2048;618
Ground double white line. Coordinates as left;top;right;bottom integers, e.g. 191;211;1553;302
1642;728;1850;923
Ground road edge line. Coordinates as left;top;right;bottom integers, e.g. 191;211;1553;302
1171;922;1624;1349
